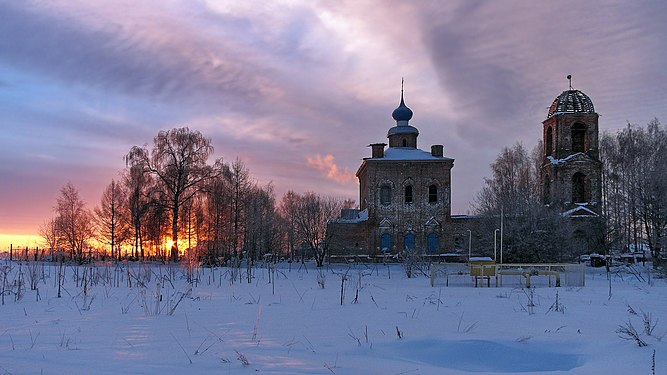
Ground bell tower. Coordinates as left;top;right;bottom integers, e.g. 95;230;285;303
540;77;602;213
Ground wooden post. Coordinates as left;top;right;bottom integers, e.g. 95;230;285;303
9;244;12;261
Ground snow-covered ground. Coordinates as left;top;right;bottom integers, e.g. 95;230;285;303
0;260;665;374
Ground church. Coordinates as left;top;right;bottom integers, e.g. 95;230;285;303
328;82;603;260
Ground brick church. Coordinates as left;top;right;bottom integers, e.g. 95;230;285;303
328;82;602;259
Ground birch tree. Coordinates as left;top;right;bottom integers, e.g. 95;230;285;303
474;143;574;262
94;180;130;260
55;182;93;261
293;192;343;267
601;119;667;266
126;127;222;262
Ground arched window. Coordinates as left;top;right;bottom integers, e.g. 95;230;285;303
427;233;439;253
404;233;415;253
543;175;551;205
545;126;553;156
571;123;586;152
428;185;438;203
402;139;407;147
380;233;392;253
380;185;392;205
404;185;413;204
572;172;588;203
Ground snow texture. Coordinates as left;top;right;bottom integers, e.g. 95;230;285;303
372;147;454;161
0;261;665;374
334;208;368;223
562;205;600;218
547;153;587;166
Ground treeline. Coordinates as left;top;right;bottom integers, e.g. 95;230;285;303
601;119;666;263
475;118;666;265
473;142;579;263
40;127;350;266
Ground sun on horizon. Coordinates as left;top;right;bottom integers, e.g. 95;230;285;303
0;233;43;252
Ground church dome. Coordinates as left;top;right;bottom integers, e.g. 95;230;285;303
392;95;413;122
547;89;595;118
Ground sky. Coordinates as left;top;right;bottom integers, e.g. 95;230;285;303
1;0;666;248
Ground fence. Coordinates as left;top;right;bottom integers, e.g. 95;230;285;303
430;263;585;288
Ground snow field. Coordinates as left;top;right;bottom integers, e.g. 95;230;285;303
0;262;665;374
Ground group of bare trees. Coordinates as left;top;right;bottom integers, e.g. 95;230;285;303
601;119;666;266
474;143;576;262
476;118;666;265
39;127;345;266
39;182;96;261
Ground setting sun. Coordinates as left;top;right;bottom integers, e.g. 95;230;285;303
0;234;42;252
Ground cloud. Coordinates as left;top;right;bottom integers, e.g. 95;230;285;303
0;1;286;112
2;0;667;237
306;154;356;184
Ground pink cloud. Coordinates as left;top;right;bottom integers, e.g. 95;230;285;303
307;154;356;184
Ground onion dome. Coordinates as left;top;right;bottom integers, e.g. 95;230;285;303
392;91;413;122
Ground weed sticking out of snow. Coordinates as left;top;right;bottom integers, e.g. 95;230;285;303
0;261;665;374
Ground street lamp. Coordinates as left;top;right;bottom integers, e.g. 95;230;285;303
494;229;500;262
467;229;472;263
500;206;504;265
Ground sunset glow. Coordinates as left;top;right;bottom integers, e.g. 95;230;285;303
0;234;42;252
2;1;666;250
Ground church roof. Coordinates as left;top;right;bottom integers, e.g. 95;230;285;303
562;205;599;218
547;89;595;118
368;147;453;161
387;125;419;136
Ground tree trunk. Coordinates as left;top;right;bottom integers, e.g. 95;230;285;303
171;203;179;262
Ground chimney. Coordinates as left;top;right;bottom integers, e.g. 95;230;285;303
431;144;443;157
370;143;386;158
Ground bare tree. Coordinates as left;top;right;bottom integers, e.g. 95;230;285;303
144;200;169;259
475;143;537;215
293;192;343;267
39;217;61;259
474;143;574;262
202;164;233;262
55;182;94;261
95;180;131;260
245;183;280;260
182;195;205;253
123;165;152;260
230;158;251;257
126;127;222;262
279;190;300;262
601;119;667;267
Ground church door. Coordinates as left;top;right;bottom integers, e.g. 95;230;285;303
380;233;392;253
404;233;415;253
427;233;439;253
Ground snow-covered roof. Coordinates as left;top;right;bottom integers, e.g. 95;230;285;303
334;208;368;223
450;214;482;220
547;152;586;165
562;205;599;218
369;147;453;161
